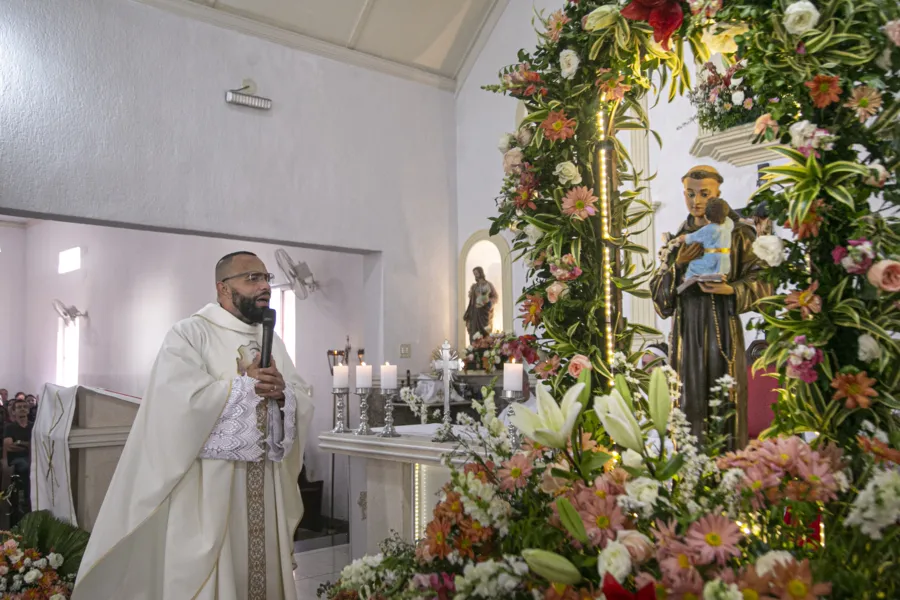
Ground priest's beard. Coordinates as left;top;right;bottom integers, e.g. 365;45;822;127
232;290;269;324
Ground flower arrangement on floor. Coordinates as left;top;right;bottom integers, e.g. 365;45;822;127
321;358;899;599
463;333;539;373
0;510;90;599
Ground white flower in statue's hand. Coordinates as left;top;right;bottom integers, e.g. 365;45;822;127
752;235;785;267
524;223;544;244
553;161;583;186
498;133;515;154
731;90;745;106
782;1;820;35
559;49;580;80
509;383;584;449
858;334;882;362
597;540;633;583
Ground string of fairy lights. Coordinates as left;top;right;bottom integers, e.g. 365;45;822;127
597;109;615;366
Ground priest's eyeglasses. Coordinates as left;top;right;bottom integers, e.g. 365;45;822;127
219;271;275;284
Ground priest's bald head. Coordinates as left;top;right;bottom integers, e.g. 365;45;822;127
682;165;724;222
215;251;273;324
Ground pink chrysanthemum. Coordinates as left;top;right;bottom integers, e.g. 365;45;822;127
574;495;625;548
498;453;533;491
685;513;743;565
562;186;598;220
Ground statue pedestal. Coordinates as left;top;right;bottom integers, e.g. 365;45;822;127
318;424;471;557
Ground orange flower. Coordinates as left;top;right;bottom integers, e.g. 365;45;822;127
545;10;571;42
831;371;878;409
520;294;544;327
460;517;494;544
805;75;841;109
454;532;476;559
786;199;825;240
434;490;466;524
424;517;453;560
858;435;900;465
784;281;822;319
541;110;577;142
753;113;779;137
598;74;632;102
844;86;883;123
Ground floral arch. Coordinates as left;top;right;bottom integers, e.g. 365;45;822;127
325;1;899;598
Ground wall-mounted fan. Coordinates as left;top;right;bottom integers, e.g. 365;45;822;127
275;249;318;300
52;300;87;325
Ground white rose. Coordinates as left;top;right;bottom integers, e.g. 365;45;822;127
553;161;583;186
503;148;525;175
597;540;633;583
498;133;515;154
783;1;820;35
559;49;580;80
703;579;743;600
622;449;643;469
32;559;47;570
625;477;660;505
858;334;882;362
755;550;795;576
789;120;817;148
524;224;544;244
23;569;41;584
731;90;745;106
752;235;785;267
516;127;533;147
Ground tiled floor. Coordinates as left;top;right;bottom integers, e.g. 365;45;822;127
293;544;350;600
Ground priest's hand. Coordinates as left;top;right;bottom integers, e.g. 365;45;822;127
248;355;286;406
675;243;703;266
699;281;735;295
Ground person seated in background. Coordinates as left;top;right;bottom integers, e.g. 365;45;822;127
25;394;37;423
4;397;33;517
641;343;669;372
0;389;8;408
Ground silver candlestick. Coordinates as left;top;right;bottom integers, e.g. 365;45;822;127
502;389;524;450
354;388;374;436
331;387;349;433
378;389;400;438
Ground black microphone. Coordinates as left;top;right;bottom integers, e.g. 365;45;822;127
260;308;277;368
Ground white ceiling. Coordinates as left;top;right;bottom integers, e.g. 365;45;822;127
145;0;509;91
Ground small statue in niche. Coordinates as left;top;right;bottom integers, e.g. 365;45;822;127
463;266;499;342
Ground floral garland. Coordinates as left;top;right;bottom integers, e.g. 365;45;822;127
463;333;539;373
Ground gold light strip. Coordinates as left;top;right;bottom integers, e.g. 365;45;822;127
413;463;421;539
597;110;614;366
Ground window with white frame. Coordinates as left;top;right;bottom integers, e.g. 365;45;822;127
267;287;297;365
56;318;79;387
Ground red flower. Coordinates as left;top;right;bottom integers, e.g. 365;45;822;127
805;75;841;109
621;0;684;50
601;573;658;600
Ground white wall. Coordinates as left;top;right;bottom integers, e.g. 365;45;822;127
22;219;363;519
455;3;762;342
0;0;456;377
0;222;26;393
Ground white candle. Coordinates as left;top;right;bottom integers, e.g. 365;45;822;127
504;359;523;392
357;363;372;388
333;364;349;389
381;362;398;390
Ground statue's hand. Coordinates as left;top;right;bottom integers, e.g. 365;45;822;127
699;282;735;295
675;243;704;266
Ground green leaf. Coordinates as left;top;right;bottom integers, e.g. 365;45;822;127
656;452;685;481
581;452;614;475
614;374;634;411
555;497;589;545
577;367;592;408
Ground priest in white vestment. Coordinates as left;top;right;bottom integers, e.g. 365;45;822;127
73;251;315;600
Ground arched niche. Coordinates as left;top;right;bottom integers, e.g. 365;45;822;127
458;231;513;349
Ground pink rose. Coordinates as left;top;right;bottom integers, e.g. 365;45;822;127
546;281;568;303
868;260;900;292
832;246;848;264
567;354;592;378
617;530;654;565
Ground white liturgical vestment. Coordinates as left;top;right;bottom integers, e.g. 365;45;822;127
73;303;314;600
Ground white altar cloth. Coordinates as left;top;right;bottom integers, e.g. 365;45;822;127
32;384;140;525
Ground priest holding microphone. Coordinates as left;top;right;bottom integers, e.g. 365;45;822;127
74;251;314;600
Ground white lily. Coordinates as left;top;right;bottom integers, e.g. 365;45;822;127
510;383;584;449
647;368;671;437
594;389;643;453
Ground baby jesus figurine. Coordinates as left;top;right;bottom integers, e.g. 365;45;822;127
676;197;734;293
